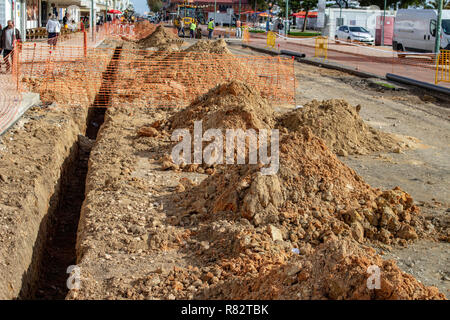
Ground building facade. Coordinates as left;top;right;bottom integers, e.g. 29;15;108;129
164;0;251;15
0;0;130;40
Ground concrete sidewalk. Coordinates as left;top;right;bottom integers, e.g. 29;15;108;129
0;73;40;136
244;35;449;89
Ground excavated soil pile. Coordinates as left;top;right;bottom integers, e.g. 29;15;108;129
134;20;157;40
22;67;98;106
167;83;434;246
138;25;183;49
117;43;271;107
155;82;442;299
201;238;445;299
183;39;232;54
180;131;432;246
279;99;402;155
169;81;274;131
152;81;274;174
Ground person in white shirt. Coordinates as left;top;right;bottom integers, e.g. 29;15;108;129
46;13;61;49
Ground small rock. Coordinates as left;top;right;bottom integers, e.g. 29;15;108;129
0;173;7;183
137;126;158;137
337;149;348;157
200;241;210;250
267;225;283;241
393;146;402;154
351;222;364;242
396;224;418;240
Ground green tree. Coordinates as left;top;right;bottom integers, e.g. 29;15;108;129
424;0;450;9
251;0;270;11
358;0;426;9
277;0;302;16
147;0;163;13
299;0;318;31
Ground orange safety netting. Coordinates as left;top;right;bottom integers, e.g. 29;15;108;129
16;44;296;108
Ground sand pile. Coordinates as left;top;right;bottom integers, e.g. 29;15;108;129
138;25;183;49
279;99;402;155
183;39;232;54
201;238;445;300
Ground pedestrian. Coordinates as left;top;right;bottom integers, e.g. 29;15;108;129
190;20;196;39
176;16;185;38
51;3;58;18
46;13;61;50
236;18;241;38
63;12;69;29
0;24;3;73
208;18;214;40
1;20;21;73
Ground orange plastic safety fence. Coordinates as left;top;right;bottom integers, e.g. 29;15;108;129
18;44;296;108
0;47;22;134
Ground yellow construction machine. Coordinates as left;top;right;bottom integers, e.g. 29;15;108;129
176;1;206;29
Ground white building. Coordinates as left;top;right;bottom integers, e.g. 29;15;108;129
306;7;396;38
0;0;130;40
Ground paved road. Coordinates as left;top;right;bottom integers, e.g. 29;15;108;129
219;31;449;89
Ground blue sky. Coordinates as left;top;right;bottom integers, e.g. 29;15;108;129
131;0;148;14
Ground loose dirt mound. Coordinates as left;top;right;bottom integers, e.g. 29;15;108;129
138;25;183;49
169;81;274;131
184;39;231;54
117;46;276;107
279;99;402;155
152;83;436;246
134;20;157;40
180;130;433;246
202;238;445;299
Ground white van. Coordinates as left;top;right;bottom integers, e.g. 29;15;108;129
393;9;450;53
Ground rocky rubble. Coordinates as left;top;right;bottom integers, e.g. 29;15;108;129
200;238;445;299
279;99;403;155
138;25;184;50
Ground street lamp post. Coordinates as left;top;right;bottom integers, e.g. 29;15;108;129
285;0;289;36
381;0;386;46
239;0;241;20
434;0;443;54
91;0;94;40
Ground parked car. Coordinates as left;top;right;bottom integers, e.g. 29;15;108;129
335;25;374;44
393;9;450;53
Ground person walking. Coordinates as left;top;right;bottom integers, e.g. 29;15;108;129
1;20;21;73
63;12;69;29
208;18;214;40
189;20;196;39
235;18;242;38
46;13;61;50
176;16;185;38
0;24;3;73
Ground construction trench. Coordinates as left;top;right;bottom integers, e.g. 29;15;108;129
0;24;449;300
